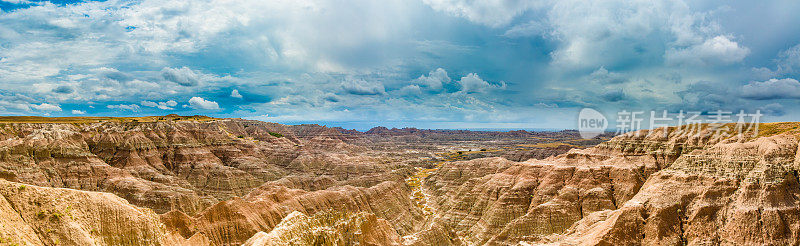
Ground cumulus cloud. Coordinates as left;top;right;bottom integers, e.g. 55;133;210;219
107;104;141;111
666;36;750;66
422;0;544;27
188;97;220;110
396;85;423;96
162;67;200;86
230;89;243;98
457;73;505;93
31;103;61;112
411;68;450;92
97;67;133;82
590;67;626;84
545;0;751;70
0;93;43;113
741;78;800;100
342;78;386;95
71;109;86;115
141;100;178;110
547;0;678;68
0;0;794;125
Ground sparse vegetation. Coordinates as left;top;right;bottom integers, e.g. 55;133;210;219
517;142;580;148
51;211;63;221
268;132;284;138
35;206;72;221
36;210;47;219
0;115;217;124
0;236;19;246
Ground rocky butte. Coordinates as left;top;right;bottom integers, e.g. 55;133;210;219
0;115;798;245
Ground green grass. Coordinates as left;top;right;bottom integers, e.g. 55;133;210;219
268;132;284;138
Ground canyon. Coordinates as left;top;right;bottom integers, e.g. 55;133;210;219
0;115;798;245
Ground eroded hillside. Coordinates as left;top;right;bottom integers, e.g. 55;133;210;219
2;117;798;245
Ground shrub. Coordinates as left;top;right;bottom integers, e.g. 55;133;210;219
268;132;284;138
36;211;47;219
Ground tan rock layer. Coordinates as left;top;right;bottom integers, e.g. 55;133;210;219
0;120;393;215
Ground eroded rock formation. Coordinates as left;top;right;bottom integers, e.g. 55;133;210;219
3;118;800;246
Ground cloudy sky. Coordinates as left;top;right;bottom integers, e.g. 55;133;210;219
1;0;800;130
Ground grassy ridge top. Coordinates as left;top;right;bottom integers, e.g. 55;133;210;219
0;114;218;123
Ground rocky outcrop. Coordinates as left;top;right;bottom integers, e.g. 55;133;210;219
541;126;800;246
6;116;800;245
417;124;800;245
421;153;651;245
242;211;401;246
163;180;423;245
500;145;575;162
0;120;395;215
0;179;201;246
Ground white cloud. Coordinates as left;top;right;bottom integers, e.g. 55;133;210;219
341;77;386;95
544;0;749;69
188;97;220;110
1;0;34;4
141;100;178;110
503;20;546;38
411;68;450;92
666;36;750;66
161;67;200;86
230;89;243;98
422;0;545;27
741;78;800;100
71;109;86;115
31;103;62;112
107;104;141;111
547;0;680;67
777;44;800;74
457;73;505;93
396;85;423;96
589;67;626;84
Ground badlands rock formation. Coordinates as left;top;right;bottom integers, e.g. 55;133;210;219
415;123;800;245
2;116;798;245
545;124;800;246
0;117;395;216
0;179;205;246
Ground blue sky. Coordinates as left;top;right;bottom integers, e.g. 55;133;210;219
1;0;800;130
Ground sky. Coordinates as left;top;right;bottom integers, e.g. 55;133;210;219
1;0;800;130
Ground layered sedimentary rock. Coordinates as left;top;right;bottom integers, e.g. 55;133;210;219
0;179;203;246
5;116;800;245
416;124;800;245
242;211;401;246
543;125;800;245
0;119;395;215
420;154;651;244
162;180;423;245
